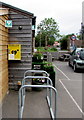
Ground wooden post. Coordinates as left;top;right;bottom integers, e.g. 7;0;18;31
45;35;48;47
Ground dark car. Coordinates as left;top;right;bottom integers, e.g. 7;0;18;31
68;48;84;72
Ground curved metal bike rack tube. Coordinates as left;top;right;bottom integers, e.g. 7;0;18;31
22;76;52;86
18;85;57;120
21;76;53;109
23;70;50;105
24;70;49;78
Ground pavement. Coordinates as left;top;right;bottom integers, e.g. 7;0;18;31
2;60;83;119
2;89;51;119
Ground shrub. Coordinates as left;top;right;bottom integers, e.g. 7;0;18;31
43;65;54;72
43;63;55;87
50;47;57;51
33;52;43;62
36;47;57;52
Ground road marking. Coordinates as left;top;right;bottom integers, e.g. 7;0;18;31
59;79;82;81
53;64;70;80
59;79;84;115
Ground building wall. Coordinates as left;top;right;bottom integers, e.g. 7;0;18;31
82;1;84;24
0;13;8;103
74;40;82;47
8;10;32;86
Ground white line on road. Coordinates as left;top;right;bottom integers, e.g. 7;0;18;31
58;79;82;81
53;64;70;80
59;79;84;115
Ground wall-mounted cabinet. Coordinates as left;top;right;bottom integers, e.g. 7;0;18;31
8;44;21;60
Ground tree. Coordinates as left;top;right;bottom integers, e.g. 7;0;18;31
35;32;45;47
77;35;81;40
36;18;60;47
60;36;68;50
60;34;74;50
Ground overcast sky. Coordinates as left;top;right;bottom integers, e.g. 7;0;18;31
1;0;83;35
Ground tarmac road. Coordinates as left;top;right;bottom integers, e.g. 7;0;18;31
53;60;83;118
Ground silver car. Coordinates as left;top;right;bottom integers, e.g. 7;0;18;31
68;48;84;72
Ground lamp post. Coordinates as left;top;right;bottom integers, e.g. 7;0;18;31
81;23;84;47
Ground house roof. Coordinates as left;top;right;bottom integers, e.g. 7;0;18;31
0;2;34;17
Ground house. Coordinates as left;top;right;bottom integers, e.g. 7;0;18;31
74;40;82;47
0;2;36;103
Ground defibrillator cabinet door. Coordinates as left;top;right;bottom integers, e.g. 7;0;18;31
8;44;21;60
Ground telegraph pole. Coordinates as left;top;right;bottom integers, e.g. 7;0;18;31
81;23;84;47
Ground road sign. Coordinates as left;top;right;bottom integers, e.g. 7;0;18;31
5;20;12;27
70;35;76;41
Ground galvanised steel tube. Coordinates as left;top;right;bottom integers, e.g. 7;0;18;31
18;85;57;120
24;70;49;78
22;76;53;86
21;76;53;107
23;70;52;108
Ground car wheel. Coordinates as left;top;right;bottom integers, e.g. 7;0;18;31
73;63;77;72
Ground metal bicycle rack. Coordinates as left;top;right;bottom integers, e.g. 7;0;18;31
21;76;53;110
23;70;52;106
18;85;57;120
24;70;49;78
18;70;58;120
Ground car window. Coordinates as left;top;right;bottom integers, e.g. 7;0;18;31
80;49;84;60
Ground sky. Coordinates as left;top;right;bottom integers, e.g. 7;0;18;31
0;0;83;35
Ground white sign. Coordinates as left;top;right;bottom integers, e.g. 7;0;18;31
5;20;12;27
9;54;14;60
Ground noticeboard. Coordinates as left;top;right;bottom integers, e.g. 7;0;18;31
8;44;21;60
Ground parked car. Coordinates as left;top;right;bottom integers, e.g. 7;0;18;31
68;48;84;72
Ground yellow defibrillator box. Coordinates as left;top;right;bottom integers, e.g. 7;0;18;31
8;44;21;60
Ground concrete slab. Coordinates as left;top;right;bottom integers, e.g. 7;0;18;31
2;89;51;119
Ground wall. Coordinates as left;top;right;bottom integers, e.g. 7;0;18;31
74;40;82;47
82;1;84;24
8;10;32;87
0;9;8;103
43;51;69;61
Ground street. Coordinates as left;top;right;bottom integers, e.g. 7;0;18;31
53;60;83;118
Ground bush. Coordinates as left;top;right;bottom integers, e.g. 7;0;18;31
43;65;54;72
43;64;55;87
50;47;57;51
36;47;57;52
32;52;43;62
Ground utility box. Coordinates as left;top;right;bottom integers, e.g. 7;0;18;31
8;44;21;60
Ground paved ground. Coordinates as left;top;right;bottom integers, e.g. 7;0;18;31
2;90;51;118
2;60;83;119
53;61;83;118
